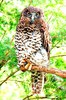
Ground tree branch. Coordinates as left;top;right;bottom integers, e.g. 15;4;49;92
0;69;19;86
20;65;66;78
0;36;14;69
23;94;33;100
0;0;4;6
28;0;33;6
23;94;60;100
50;54;66;58
0;64;66;86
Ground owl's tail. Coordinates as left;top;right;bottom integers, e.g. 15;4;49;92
31;71;45;94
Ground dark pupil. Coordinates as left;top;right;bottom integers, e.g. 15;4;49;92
36;13;40;18
24;10;31;17
25;10;31;17
27;12;31;17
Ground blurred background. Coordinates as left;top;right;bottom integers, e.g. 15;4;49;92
0;0;66;100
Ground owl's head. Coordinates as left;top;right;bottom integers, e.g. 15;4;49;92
22;6;44;24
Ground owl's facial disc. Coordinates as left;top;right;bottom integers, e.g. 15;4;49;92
23;9;40;24
30;12;40;24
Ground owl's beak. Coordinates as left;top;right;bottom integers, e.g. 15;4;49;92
30;13;35;24
30;17;34;24
30;19;34;24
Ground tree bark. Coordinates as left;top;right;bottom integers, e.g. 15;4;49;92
20;65;66;78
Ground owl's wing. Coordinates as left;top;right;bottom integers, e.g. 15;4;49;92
40;23;51;59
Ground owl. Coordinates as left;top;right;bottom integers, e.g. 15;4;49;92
15;6;51;94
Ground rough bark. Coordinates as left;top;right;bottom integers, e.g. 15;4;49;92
20;65;66;78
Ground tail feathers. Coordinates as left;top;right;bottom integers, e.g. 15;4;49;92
31;71;44;94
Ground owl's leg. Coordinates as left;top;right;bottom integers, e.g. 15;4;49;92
20;62;33;71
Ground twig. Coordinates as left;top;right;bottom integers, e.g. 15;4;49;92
51;41;60;50
30;97;61;100
23;94;60;100
8;79;24;83
0;0;4;6
0;31;5;42
10;35;14;45
0;59;8;69
28;0;33;6
51;54;66;58
20;64;66;78
0;69;19;86
30;97;59;100
47;14;53;23
23;94;33;100
5;35;14;56
0;36;14;69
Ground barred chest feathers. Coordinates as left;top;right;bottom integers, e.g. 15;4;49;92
15;27;49;67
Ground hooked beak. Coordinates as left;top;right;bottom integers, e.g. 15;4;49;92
30;13;35;24
30;19;34;24
30;18;34;24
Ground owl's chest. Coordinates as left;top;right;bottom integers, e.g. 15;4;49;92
19;30;42;58
22;30;42;50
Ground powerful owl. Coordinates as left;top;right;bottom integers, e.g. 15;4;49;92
15;6;51;94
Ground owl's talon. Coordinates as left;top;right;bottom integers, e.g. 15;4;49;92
28;63;33;70
25;62;33;70
25;63;30;69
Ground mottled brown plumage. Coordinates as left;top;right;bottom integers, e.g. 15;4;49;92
15;6;51;94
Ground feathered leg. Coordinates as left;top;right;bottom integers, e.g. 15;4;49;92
31;71;45;94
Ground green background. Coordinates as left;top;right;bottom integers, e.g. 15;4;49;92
0;0;66;99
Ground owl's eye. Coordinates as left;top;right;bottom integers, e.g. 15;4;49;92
35;12;40;19
24;9;32;18
27;13;32;18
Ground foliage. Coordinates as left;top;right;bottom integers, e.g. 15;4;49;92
0;0;66;99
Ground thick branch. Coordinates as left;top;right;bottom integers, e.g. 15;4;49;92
0;66;66;86
20;65;66;78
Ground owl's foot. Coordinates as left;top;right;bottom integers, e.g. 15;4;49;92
28;63;33;70
20;59;33;71
20;59;28;71
25;63;30;69
25;63;33;70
